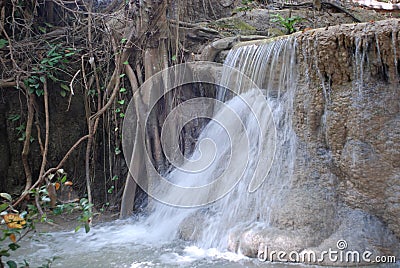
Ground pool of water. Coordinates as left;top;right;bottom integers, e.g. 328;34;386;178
9;221;257;267
8;219;399;268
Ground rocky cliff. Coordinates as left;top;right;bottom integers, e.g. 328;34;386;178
225;19;400;265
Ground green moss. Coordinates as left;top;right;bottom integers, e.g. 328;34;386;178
208;18;257;35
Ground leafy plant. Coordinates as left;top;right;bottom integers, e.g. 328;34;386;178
0;191;69;267
74;198;93;233
8;115;34;143
8;114;21;122
0;169;93;267
107;186;115;194
0;193;29;266
15;124;34;143
271;14;303;34
24;44;78;97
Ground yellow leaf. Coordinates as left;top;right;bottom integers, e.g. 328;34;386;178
55;182;61;191
64;181;73;186
9;233;16;243
3;214;26;229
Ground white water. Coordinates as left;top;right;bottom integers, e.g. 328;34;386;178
13;37;299;267
138;37;298;251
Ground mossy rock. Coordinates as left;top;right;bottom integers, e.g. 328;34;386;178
208;18;257;36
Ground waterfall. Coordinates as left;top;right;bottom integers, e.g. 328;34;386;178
141;36;298;253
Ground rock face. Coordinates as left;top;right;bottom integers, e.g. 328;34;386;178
185;19;400;265
295;18;400;241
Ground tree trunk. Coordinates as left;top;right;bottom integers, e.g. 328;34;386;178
120;0;169;217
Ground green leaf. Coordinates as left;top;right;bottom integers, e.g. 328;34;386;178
119;113;125;118
38;26;47;34
60;84;70;91
115;108;121;113
47;45;59;57
120;38;127;44
60;90;67;97
112;175;119;181
84;223;90;233
0;203;9;212
60;175;67;184
0;193;12;202
8;243;20;251
8;114;20;122
39;76;46;83
65;52;75;57
49;55;63;62
0;39;8;49
107;186;115;194
74;225;81;232
80;198;88;206
119;74;126;78
36;89;44;96
118;100;125;105
0;250;10;257
48;74;58;82
119;87;127;93
123;61;129;65
171;55;177;61
53;206;64;215
115;147;121;155
6;260;17;268
28;76;38;83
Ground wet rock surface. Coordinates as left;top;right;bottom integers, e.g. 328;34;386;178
263;19;400;265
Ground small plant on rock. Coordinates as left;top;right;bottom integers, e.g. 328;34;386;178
271;14;303;34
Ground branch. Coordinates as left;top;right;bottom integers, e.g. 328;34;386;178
13;134;90;207
38;76;49;182
22;93;34;192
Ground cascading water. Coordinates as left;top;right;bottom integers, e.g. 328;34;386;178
140;36;298;252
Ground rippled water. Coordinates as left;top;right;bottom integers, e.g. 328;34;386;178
11;219;399;268
11;220;292;268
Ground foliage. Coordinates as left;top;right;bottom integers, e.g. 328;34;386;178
0;39;8;49
23;44;79;97
0;173;94;266
271;14;303;34
0;193;30;267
